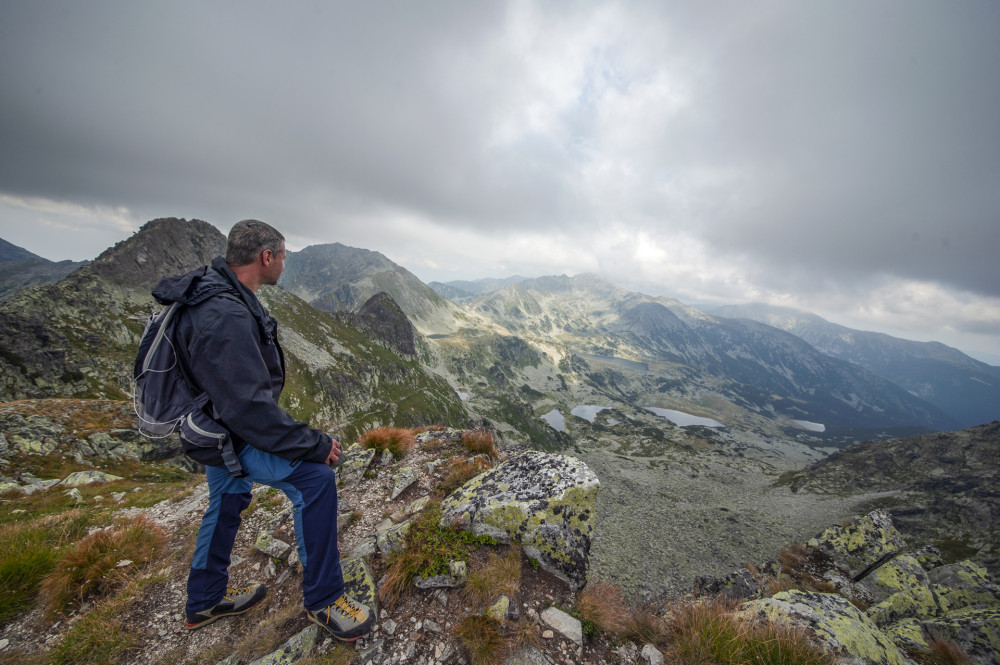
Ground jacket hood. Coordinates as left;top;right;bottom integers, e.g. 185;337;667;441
151;257;236;307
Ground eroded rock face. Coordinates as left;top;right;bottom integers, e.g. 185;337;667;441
438;450;599;589
808;509;906;579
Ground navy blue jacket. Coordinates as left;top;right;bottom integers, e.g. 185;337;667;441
151;256;332;465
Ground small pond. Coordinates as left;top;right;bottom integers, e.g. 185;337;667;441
571;405;609;423
645;407;724;428
578;353;649;371
541;409;566;432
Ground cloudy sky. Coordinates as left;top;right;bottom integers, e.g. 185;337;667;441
2;1;999;362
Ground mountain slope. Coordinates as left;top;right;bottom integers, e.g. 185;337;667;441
0;218;466;438
0;237;88;299
467;275;956;432
280;243;468;334
783;421;1000;573
714;303;1000;427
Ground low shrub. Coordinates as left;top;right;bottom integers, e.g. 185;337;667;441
924;634;972;665
359;426;417;459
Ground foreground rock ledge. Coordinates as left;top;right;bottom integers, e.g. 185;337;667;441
438;450;600;589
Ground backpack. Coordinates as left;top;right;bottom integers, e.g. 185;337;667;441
133;302;245;477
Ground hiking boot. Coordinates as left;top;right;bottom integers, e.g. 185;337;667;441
305;593;374;641
185;583;268;629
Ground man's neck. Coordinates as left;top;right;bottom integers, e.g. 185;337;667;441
228;263;262;292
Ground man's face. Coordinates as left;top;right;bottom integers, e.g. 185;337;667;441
262;244;286;286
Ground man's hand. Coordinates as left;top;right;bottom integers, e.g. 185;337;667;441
324;437;342;466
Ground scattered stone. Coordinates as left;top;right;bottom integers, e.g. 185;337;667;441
64;487;84;504
348;537;377;560
383;619;398;636
485;596;510;622
505;646;554;665
338;445;376;486
405;495;431;516
376;519;412;554
379;450;394;467
423;619;442;633
245;624;319;665
116;559;133;568
541;630;554;639
254;532;292;559
540;607;583;646
390;467;418;500
413;574;461;590
449;560;467;581
641;644;664;665
288;550;300;567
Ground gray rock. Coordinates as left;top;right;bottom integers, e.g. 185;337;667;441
390;467;418;500
439;450;600;589
413;574;461;590
808;509;906;579
504;646;554;665
348;537;377;560
540;607;583;646
641;644;664;665
485;596;510;622
376;519;412;554
338;445;376;486
246;625;319;665
60;470;124;486
255;532;292;559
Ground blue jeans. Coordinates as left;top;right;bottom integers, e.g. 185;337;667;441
185;445;344;613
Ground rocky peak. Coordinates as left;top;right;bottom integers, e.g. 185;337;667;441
354;291;418;356
80;218;226;292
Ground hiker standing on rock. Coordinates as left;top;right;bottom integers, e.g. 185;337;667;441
149;219;374;640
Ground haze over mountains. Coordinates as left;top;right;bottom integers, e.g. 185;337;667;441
1;217;999;602
2;221;996;442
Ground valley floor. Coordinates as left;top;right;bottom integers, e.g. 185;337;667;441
579;444;883;600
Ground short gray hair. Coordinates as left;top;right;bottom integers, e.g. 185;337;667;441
226;219;285;266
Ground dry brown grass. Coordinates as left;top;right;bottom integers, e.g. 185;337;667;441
358;426;417;459
925;634;972;665
574;579;629;637
621;604;671;649
462;430;499;459
40;515;166;617
463;547;522;609
662;597;834;665
438;456;494;496
456;615;507;665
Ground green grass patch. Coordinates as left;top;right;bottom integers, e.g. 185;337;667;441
0;510;93;626
380;503;496;606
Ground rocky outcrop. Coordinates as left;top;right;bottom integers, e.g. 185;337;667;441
732;510;1000;665
438;450;600;589
786;421;1000;575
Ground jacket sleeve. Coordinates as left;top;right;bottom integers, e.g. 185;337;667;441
185;305;332;464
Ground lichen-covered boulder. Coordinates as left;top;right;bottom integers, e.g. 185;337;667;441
59;470;123;486
861;553;931;604
337;444;376;486
919;606;1000;665
808;510;906;579
439;450;599;589
745;590;911;665
341;556;377;616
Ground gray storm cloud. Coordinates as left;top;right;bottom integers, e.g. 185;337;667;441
1;0;998;357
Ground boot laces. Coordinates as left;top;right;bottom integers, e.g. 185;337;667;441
332;594;364;622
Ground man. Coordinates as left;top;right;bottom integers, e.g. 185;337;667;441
151;219;374;641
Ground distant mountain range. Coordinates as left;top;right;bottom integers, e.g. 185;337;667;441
4;221;994;444
712;303;1000;428
0;237;88;299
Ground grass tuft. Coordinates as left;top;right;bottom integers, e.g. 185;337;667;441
463;547;522;609
924;634;972;665
462;430;499;459
438;456;494;496
40;515;166;617
0;510;93;626
574;579;629;638
456;615;508;665
662;597;833;665
359;426;417;459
